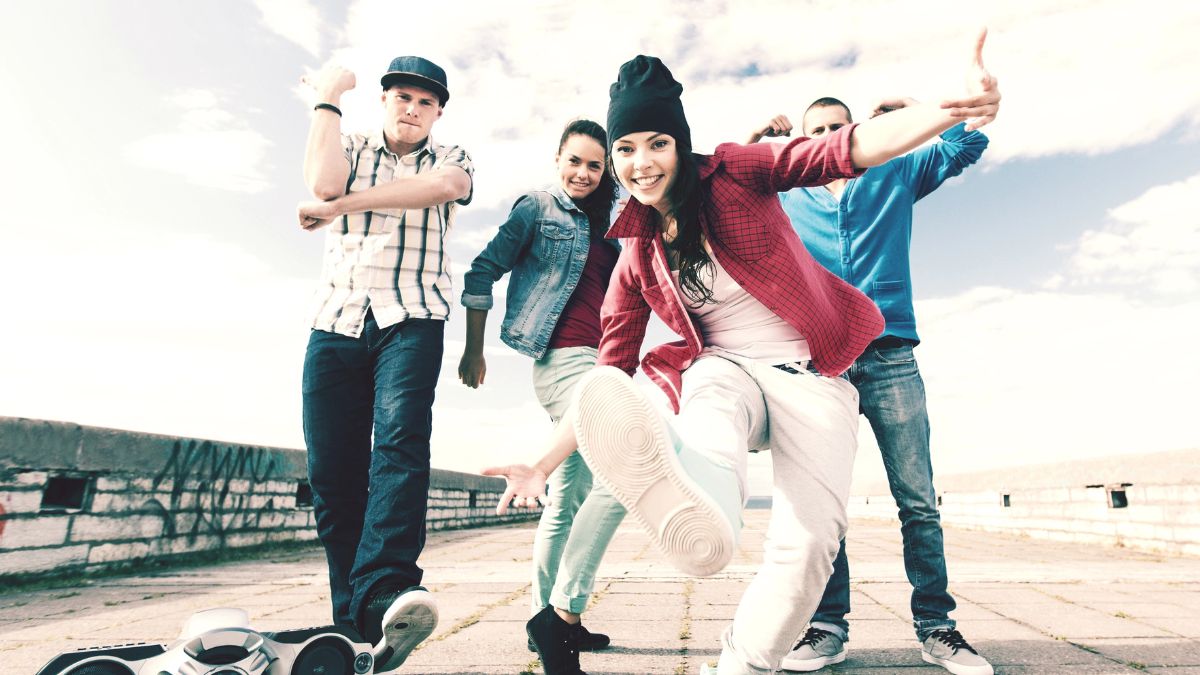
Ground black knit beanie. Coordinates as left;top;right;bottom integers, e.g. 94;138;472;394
606;55;691;150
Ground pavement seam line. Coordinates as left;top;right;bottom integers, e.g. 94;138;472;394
1031;586;1188;640
853;585;911;623
674;578;694;675
953;585;1169;673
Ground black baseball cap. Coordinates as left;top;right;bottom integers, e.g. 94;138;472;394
380;56;450;106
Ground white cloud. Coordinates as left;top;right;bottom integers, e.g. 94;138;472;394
0;227;313;449
253;0;324;58
1065;172;1200;295
315;0;1200;213
124;89;274;194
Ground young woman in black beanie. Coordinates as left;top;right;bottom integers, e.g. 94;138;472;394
488;31;1000;675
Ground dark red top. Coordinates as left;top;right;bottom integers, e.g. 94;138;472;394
549;238;620;349
596;124;884;412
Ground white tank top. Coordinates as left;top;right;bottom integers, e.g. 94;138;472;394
673;254;811;363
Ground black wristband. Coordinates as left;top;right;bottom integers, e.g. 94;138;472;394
314;102;342;117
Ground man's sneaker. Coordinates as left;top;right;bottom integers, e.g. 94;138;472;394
527;622;610;652
360;585;438;673
921;629;993;675
780;626;847;672
527;605;587;675
572;366;734;577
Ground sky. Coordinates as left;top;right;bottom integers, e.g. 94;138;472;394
1;0;1198;496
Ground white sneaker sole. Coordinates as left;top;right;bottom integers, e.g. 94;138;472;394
780;648;846;672
373;589;438;672
573;367;733;577
922;651;994;675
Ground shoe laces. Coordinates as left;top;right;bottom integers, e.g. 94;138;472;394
928;629;978;655
795;626;835;650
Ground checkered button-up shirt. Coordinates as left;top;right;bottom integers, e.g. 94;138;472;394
597;125;884;412
310;132;474;337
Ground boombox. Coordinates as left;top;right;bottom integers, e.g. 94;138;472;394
34;608;375;675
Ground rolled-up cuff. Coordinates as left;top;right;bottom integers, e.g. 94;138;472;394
460;292;494;310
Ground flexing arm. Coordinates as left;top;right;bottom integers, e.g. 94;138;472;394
745;114;794;144
301;65;355;200
850;28;999;169
298;166;472;230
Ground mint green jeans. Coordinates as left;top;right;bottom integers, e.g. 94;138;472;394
530;347;627;614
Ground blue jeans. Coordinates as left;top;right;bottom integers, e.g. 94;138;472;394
810;342;955;641
302;312;444;627
530;347;627;614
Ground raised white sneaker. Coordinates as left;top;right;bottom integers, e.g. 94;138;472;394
921;629;993;675
780;626;847;672
572;366;734;577
369;587;438;673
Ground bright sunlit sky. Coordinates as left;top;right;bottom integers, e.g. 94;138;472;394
2;1;1198;496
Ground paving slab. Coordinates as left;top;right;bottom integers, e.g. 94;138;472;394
2;513;1198;674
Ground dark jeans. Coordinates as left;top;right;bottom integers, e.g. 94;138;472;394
811;341;956;641
302;312;444;627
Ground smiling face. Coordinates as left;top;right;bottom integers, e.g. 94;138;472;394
556;133;606;200
611;131;678;215
381;84;443;150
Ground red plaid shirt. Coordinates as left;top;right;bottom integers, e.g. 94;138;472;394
597;124;885;412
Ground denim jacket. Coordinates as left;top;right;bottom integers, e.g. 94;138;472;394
461;185;620;359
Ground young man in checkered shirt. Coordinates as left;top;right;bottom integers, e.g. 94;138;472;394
296;55;473;673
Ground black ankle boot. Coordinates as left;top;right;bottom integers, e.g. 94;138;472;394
526;605;586;675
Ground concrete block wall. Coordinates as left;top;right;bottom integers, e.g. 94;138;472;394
847;482;1200;556
0;417;538;579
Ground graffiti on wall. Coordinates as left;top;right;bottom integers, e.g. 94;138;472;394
151;440;285;542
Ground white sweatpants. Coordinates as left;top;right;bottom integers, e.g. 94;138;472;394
673;351;860;674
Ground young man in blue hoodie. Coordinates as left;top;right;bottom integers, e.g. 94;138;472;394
745;97;992;675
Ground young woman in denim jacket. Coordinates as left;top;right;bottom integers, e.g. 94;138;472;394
488;35;1000;675
459;119;625;665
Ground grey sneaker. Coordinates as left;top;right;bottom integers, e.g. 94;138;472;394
921;629;993;675
780;626;846;672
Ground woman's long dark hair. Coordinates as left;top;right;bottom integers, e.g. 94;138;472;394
558;119;619;239
663;139;713;306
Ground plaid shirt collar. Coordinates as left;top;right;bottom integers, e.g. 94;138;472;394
366;130;435;159
606;153;721;239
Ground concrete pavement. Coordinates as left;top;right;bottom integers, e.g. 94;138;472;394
3;510;1198;674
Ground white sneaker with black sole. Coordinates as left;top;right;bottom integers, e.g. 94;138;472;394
572;366;735;577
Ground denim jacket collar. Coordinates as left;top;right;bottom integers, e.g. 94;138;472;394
547;184;583;214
